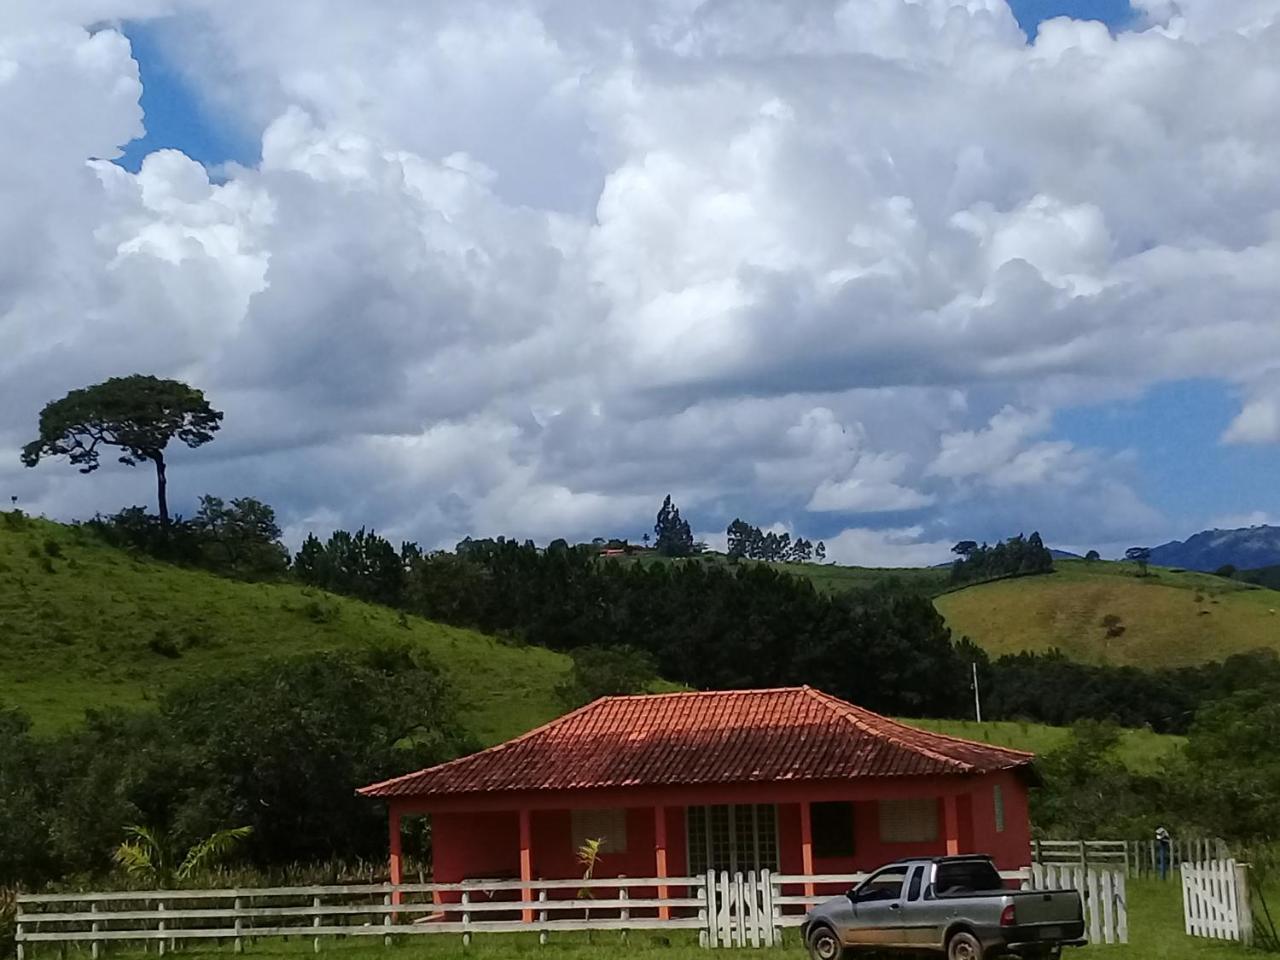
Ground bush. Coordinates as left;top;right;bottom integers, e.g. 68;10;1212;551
147;630;181;659
302;600;340;624
42;538;62;558
1;510;28;531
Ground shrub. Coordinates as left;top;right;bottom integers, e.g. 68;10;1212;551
147;630;182;659
42;538;62;558
1;509;28;530
302;600;340;624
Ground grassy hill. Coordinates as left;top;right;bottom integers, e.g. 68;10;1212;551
0;514;572;744
935;559;1280;666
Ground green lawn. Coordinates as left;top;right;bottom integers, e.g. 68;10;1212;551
34;880;1259;960
0;515;572;745
935;560;1280;668
903;718;1183;772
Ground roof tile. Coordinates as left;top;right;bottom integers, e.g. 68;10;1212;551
358;686;1033;798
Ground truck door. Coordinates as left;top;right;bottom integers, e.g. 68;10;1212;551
899;864;935;945
847;864;910;947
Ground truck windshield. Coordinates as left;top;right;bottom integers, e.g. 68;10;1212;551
933;860;1004;895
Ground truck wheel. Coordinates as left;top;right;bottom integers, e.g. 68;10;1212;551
807;924;844;960
947;931;985;960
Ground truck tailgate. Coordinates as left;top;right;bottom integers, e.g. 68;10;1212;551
1012;890;1083;925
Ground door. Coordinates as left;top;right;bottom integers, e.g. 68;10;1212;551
847;864;910;947
687;804;779;875
899;864;938;945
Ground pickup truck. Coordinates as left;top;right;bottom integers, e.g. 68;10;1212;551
801;855;1086;960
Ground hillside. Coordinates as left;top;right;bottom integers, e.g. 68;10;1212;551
0;514;571;744
1149;525;1280;572
935;559;1280;666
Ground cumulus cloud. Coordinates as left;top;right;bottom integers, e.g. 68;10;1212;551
2;0;1279;557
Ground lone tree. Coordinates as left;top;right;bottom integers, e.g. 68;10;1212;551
653;494;694;557
1125;546;1152;576
22;375;223;526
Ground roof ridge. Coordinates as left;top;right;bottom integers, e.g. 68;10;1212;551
802;687;999;773
598;686;808;702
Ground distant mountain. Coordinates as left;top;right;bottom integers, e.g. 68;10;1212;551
1147;526;1280;572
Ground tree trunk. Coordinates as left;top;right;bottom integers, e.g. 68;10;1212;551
154;452;169;526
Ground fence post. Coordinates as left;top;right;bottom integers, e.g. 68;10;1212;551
313;895;323;953
1101;869;1116;944
382;892;391;948
461;891;471;948
1116;869;1128;944
157;900;166;958
233;897;243;955
14;903;22;960
698;877;708;948
619;881;628;945
1237;863;1254;947
762;869;776;947
91;901;101;960
538;889;548;946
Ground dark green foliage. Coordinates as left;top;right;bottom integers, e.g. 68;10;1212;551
555;645;659;709
1031;721;1164;838
982;648;1280;734
727;518;817;562
147;629;182;659
950;532;1054;585
1214;563;1237;579
1;510;27;531
1176;685;1280;840
0;649;468;886
87;498;289;580
293;529;413;606
21;375;223;524
191;496;290;579
654;495;694;557
42;538;61;558
1239;564;1280;590
1084;550;1101;562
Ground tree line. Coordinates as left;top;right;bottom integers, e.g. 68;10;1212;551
949;532;1054;585
727;518;825;563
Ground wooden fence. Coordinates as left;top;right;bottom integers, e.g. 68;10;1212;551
16;867;1129;953
1033;838;1229;877
1181;860;1253;946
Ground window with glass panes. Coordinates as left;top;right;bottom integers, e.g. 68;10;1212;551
686;804;778;875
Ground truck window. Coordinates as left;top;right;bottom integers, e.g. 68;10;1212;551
907;866;924;901
857;865;909;902
934;860;1004;896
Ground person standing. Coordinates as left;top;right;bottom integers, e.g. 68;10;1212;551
1156;826;1172;880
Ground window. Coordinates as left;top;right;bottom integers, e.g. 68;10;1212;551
687;804;778;875
907;866;924;901
810;802;855;858
993;785;1006;833
878;798;938;844
571;809;627;854
933;859;1003;896
856;865;908;902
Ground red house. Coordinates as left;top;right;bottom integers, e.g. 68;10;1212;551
359;687;1034;906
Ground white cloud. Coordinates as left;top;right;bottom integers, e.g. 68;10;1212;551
3;0;1279;557
822;526;955;568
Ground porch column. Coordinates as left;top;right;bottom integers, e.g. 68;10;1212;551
943;794;961;856
800;802;815;900
654;806;670;920
519;808;533;922
388;804;403;907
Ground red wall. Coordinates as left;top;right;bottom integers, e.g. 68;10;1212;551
423;771;1032;886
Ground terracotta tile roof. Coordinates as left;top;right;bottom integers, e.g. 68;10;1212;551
359;687;1033;798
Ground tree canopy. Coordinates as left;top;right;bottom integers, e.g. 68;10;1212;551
22;375;223;524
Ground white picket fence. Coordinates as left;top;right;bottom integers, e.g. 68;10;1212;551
17;866;1130;953
1181;860;1253;945
1028;864;1128;945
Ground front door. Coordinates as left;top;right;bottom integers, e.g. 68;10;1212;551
687;804;779;876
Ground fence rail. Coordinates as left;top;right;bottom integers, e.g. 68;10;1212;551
15;866;1130;953
1033;838;1229;877
1181;859;1253;946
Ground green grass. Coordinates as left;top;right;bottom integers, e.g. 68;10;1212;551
935;559;1280;667
902;718;1184;773
0;515;572;745
45;880;1261;960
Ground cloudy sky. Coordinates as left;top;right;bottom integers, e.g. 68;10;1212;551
3;0;1278;564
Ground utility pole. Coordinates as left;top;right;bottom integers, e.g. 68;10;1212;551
971;661;983;723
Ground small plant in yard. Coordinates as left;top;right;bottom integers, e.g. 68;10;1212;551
114;824;253;887
577;837;605;942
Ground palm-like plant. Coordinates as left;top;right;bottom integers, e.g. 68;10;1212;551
576;837;604;941
114;825;253;887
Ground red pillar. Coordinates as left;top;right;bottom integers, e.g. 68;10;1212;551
943;794;961;856
388;804;403;908
800;802;815;900
654;806;670;920
519;809;533;922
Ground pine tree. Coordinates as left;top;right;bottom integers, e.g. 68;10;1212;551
654;495;694;557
